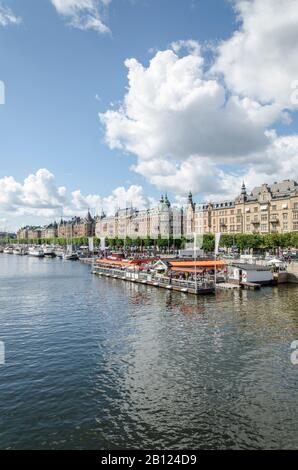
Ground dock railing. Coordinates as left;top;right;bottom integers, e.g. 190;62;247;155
92;263;215;293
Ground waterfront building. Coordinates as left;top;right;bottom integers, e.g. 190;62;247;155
41;222;58;239
58;211;95;239
95;194;183;241
95;180;298;240
15;179;298;242
200;180;298;235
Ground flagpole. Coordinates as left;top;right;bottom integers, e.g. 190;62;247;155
194;234;197;293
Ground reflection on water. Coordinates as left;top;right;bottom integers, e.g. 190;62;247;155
0;254;298;449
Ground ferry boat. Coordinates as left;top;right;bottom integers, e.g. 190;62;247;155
28;246;44;258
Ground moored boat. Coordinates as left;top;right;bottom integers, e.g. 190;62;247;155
43;246;56;258
28;246;44;258
63;252;79;261
13;247;28;255
4;246;14;254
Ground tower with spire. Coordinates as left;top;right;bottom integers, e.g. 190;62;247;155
239;181;247;202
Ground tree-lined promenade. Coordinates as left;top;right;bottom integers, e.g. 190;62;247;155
6;232;298;252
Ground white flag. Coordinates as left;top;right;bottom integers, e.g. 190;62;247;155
88;237;94;252
100;237;106;250
194;233;204;252
215;233;221;255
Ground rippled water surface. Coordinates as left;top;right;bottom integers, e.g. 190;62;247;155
0;254;298;449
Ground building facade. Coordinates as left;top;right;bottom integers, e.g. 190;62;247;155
16;180;298;242
95;195;183;240
58;211;95;238
199;180;298;235
95;180;298;240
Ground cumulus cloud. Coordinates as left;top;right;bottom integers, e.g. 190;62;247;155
99;0;298;198
0;3;21;26
100;48;281;162
51;0;111;34
70;184;155;216
100;41;294;196
0;169;153;222
213;0;298;108
0;169;67;218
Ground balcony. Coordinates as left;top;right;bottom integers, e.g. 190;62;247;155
252;219;260;225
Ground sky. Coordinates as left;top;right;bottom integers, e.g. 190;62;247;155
1;0;298;230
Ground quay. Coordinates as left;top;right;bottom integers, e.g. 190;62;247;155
92;259;218;295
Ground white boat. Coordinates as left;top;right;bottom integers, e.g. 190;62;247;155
43;246;56;257
13;247;27;255
54;248;64;258
28;246;44;258
4;247;14;254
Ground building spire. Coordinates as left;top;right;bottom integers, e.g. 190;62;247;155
241;181;247;195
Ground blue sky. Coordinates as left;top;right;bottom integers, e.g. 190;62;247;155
0;0;233;192
1;0;298;229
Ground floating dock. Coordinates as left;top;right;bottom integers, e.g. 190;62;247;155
92;262;215;295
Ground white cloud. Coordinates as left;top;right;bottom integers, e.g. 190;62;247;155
100;44;292;196
51;0;111;34
213;0;298;108
0;3;21;26
0;169;153;223
0;169;67;218
101;48;282;161
70;184;155;216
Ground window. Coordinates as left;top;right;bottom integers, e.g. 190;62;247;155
293;211;298;220
272;205;277;211
236;216;241;223
283;223;288;231
261;224;268;232
293;222;298;231
283;213;288;220
261;214;268;221
294;203;298;210
254;207;258;212
237;209;242;214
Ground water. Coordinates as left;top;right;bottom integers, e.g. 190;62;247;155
0;254;298;450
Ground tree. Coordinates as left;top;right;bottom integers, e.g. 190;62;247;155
202;234;215;252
